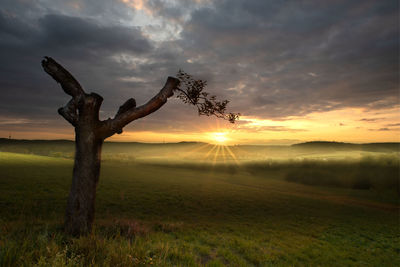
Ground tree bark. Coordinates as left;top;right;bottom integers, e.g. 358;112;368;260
65;129;103;235
64;93;104;236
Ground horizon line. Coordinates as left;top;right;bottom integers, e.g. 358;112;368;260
1;138;399;146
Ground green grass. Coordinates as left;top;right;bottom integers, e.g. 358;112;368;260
0;151;399;266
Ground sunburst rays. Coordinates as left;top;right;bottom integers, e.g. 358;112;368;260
180;143;241;166
174;117;241;165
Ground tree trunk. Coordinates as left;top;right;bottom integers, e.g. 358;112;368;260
64;93;104;236
65;130;102;236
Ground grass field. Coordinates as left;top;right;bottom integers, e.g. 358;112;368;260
0;141;399;266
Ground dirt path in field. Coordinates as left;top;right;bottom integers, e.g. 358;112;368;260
223;180;400;212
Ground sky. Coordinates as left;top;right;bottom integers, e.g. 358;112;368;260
0;0;398;144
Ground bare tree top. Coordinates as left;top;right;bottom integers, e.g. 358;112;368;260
42;57;239;139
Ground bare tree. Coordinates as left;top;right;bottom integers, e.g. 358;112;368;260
41;57;239;236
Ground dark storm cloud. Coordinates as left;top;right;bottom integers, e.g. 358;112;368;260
39;14;152;54
174;0;399;118
0;0;398;136
0;9;155;128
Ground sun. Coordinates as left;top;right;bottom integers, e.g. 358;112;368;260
211;132;228;144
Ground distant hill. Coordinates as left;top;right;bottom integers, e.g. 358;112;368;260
1;138;398;149
0;138;206;146
292;141;400;152
0;138;74;144
0;138;399;162
0;138;210;158
0;139;399;159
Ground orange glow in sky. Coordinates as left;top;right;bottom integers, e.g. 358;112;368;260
209;132;229;144
1;106;398;144
107;106;399;144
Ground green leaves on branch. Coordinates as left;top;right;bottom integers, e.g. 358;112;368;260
175;70;240;123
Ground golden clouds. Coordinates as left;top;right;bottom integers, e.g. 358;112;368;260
121;0;153;15
108;107;400;144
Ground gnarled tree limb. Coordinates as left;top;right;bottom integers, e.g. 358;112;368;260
116;98;136;117
58;99;78;126
41;57;85;99
99;77;180;138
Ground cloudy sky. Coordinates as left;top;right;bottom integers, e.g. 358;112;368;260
0;0;398;144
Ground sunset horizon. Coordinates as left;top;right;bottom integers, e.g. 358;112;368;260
1;108;399;145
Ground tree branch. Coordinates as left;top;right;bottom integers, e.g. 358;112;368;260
176;70;240;123
116;98;136;117
58;99;78;126
99;77;180;138
41;57;85;99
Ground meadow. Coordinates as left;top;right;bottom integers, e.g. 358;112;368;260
0;140;399;266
